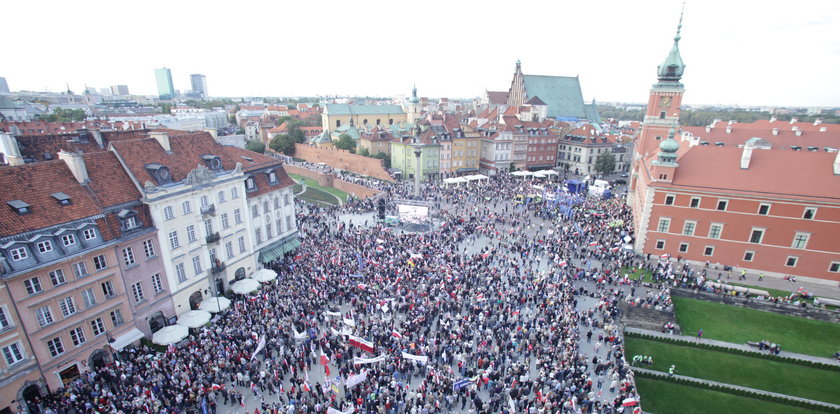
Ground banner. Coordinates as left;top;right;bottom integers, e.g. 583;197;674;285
250;335;266;361
453;377;474;391
401;352;428;364
293;327;307;340
325;311;342;317
327;407;355;414
345;370;368;388
348;335;374;353
353;355;386;365
343;318;356;328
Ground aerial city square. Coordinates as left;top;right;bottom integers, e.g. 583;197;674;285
1;1;839;413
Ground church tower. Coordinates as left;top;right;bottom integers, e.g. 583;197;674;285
506;60;526;106
406;84;422;124
636;10;686;160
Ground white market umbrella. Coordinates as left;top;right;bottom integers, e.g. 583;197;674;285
251;269;278;283
152;324;189;345
199;296;232;313
231;278;261;295
177;310;212;328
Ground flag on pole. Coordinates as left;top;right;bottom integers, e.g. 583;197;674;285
250;335;266;362
348;335;374;353
303;370;312;392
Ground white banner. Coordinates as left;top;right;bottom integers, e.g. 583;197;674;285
401;352;429;364
293;327;307;340
250;335;266;362
343;318;356;327
353;355;387;365
325;311;342;317
327;407;355;414
345;370;368;388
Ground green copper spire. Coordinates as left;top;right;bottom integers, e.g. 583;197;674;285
655;125;680;165
657;4;686;83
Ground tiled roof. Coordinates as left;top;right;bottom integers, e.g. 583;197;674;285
670;147;840;200
81;151;142;207
522;75;586;119
487;91;508;105
220;146;295;197
0;161;101;237
525;96;546;105
681;122;840;149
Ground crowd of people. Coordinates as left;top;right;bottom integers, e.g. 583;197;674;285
30;172;647;414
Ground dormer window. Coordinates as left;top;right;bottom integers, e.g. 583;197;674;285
7;200;31;215
245;176;256;191
202;155;223;171
117;209;140;230
51;192;72;206
145;163;173;184
266;169;277;184
10;247;28;261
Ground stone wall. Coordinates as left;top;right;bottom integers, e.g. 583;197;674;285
620;301;681;333
333;180;381;199
283;164;381;200
293;144;393;182
672;288;840;324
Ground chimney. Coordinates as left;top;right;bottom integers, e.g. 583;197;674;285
814;118;822;126
790;117;798;124
58;150;89;184
726;126;732;134
834;151;840;175
91;130;104;148
772;128;779;135
740;146;753;169
705;125;711;133
769;116;777;123
149;131;171;152
819;126;827;132
728;120;736;126
795;129;803;136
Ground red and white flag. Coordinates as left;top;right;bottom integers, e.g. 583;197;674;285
589;242;598;247
303;370;312;392
348;335;375;353
392;330;403;339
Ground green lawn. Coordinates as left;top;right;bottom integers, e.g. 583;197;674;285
289;173;348;202
622;267;655;283
298;187;340;207
635;377;818;414
673;296;840;357
626;337;840;404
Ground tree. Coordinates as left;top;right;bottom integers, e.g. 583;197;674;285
358;147;370;157
373;152;391;168
595;152;616;176
41;108;87;122
160;103;172;114
334;133;357;152
269;134;298;155
245;140;266;154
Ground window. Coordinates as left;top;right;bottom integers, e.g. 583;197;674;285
286;216;292;230
90;318;105;336
708;224;723;239
101;281;115;298
758;204;770;215
152;273;163;293
655;240;665;250
703;246;714;256
2;342;25;365
273;198;280;210
169;231;181;249
83;228;97;240
131;282;145;303
803;207;817;220
276;219;283;235
659;111;666;119
231;187;239;199
682;221;696;236
204;219;214;237
192;256;202;275
62;234;76;246
143;240;156;257
716;200;728;211
785;256;798;267
200;195;210;208
749;229;765;244
234;209;242;224
226;241;234;259
285;194;291;206
93;255;107;271
657;218;671;233
0;307;11;330
10;247;28;261
263;201;269;214
110;309;124;326
218;214;229;230
163;206;174;220
186;225;197;243
678;243;688;253
36;306;54;327
252;205;259;218
792;232;810;249
123;216;138;229
59;296;77;317
238;236;246;254
35;240;52;253
182;201;192;214
268;171;277;183
81;288;96;308
829;262;840;273
246;177;256;191
216;191;225;204
689;197;700;208
24;277;43;295
664;195;674;205
70;326;86;346
176;263;187;283
47;337;65;357
123;247;136;266
743;251;755;262
73;261;89;278
255;229;262;244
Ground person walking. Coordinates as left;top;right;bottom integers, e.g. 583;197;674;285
697;328;703;340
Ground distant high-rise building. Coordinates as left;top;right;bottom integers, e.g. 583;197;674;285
111;85;130;96
190;74;208;98
0;77;9;94
155;67;175;100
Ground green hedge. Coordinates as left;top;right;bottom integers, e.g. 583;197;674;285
624;330;840;372
633;370;840;413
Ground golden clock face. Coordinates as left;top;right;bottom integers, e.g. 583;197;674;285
659;96;672;108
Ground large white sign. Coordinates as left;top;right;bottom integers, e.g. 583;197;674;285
398;204;429;224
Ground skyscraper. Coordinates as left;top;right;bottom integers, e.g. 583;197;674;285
110;85;130;96
190;74;208;98
155;67;175;100
0;77;9;94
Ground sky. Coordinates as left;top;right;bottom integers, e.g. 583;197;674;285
3;0;839;107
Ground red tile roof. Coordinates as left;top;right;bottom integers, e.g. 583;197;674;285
0;161;101;237
682;120;840;150
81;151;142;207
486;91;508;105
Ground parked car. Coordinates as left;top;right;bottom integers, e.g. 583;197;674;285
620;172;629;177
612;179;627;185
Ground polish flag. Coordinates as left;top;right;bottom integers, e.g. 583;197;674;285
392;330;403;339
610;247;619;252
211;383;224;391
348;335;375;353
303;370;312;392
558;260;567;267
589;242;598;247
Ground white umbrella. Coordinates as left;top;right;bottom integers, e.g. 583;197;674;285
231;278;261;295
251;269;278;283
199;296;231;313
152;324;188;345
177;310;212;328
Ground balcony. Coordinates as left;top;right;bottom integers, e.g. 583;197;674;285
210;262;226;275
200;204;216;216
205;232;221;244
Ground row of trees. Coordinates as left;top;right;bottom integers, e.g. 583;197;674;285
37;108;87;122
597;105;840;126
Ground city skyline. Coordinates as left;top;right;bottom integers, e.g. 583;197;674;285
3;0;839;107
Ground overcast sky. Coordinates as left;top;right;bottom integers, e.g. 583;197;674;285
4;0;838;107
